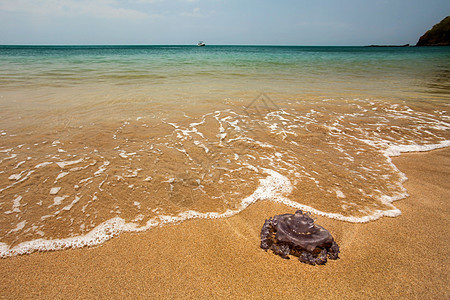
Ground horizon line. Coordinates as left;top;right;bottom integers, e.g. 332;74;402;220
0;43;419;47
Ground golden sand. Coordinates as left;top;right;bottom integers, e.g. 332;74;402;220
1;148;449;298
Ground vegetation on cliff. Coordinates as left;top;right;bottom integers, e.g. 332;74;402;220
416;16;450;46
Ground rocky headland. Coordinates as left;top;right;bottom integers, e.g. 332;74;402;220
416;16;450;46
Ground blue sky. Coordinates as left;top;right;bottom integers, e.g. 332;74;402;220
0;0;449;45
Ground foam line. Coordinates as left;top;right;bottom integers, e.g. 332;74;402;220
0;162;407;258
0;169;289;258
385;140;450;157
0;138;446;259
1;108;449;258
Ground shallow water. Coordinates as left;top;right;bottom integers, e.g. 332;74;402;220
0;45;449;257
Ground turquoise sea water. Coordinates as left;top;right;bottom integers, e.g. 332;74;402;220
1;45;449;98
0;45;449;257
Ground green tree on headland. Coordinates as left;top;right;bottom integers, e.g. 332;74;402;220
416;16;450;46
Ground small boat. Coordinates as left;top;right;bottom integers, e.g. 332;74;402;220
197;41;206;47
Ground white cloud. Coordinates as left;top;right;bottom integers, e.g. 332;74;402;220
0;0;149;19
180;7;212;18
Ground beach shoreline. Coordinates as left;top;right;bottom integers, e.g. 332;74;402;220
1;147;449;298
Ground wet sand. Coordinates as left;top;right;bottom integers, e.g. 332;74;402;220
1;148;449;299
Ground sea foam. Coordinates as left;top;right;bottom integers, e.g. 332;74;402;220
1;99;449;258
0;169;286;257
4;136;448;259
0;136;438;260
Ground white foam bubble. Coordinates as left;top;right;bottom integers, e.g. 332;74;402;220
4;154;17;160
125;169;140;178
119;151;137;159
55;171;69;182
52;195;68;206
193;141;209;153
62;196;80;211
70;160;97;172
56;159;83;168
8;221;26;234
94;161;110;176
335;190;346;198
12;196;22;213
35;162;53;169
13;161;26;169
8;172;23;181
50;187;61;195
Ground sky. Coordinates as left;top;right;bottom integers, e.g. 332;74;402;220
0;0;449;45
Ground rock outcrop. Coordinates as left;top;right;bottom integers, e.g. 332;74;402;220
416;16;450;46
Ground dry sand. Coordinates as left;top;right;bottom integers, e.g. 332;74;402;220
1;148;449;299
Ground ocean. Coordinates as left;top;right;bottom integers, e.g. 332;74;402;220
0;45;449;257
